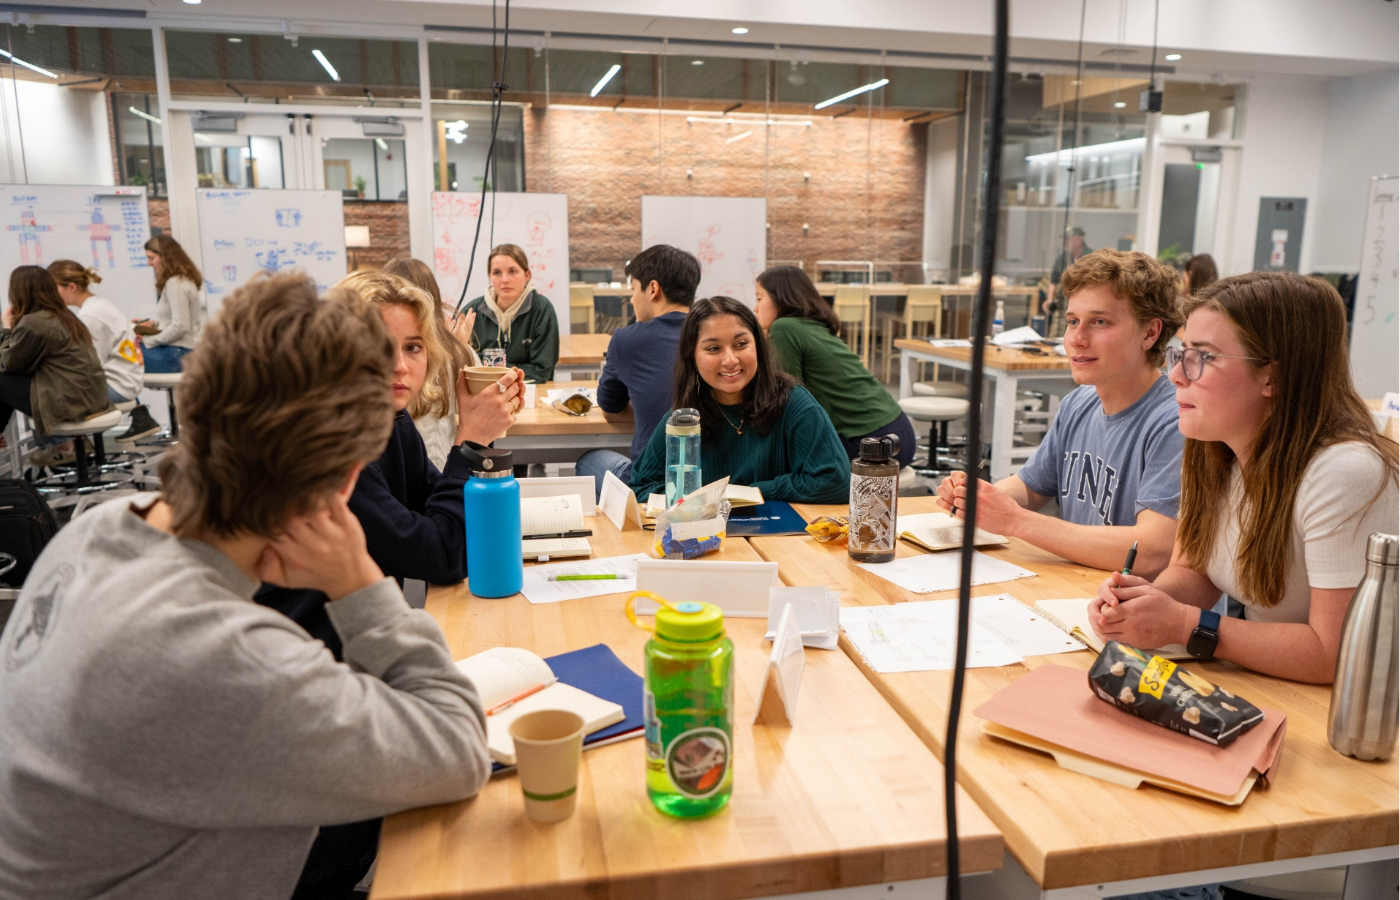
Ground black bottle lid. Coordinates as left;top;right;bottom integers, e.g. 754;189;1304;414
458;440;513;475
858;434;900;462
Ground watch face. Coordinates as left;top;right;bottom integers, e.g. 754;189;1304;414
1187;626;1219;659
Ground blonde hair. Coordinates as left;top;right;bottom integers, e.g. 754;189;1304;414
48;259;102;290
334;270;451;419
383;257;473;417
1060;249;1185;366
1177;272;1399;606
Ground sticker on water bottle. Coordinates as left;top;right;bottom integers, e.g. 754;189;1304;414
665;727;731;798
643;689;662;759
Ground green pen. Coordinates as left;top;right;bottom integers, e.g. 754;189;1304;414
1121;540;1138;576
548;573;620;582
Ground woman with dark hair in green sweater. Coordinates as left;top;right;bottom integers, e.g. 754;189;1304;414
629;295;850;504
755;265;916;467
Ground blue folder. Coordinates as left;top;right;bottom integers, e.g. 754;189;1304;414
725;500;811;536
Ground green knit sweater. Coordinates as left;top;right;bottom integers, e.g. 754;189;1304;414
767;316;903;439
629;386;850;504
463;291;560;383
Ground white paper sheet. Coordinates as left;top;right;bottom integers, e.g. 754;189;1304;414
520;554;647;605
856;550;1036;594
968;594;1085;657
927;338;973;348
991;325;1043;346
840;602;1023;672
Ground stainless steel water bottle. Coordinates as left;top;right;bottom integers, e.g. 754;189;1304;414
1328;532;1399;761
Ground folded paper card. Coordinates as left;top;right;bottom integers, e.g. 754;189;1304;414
754;603;805;726
633;559;779;617
765;585;839;650
973;664;1286;804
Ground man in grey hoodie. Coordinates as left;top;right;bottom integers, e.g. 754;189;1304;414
0;272;493;900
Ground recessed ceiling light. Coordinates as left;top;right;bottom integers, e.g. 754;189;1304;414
590;63;620;97
1113;101;1126;108
181;0;200;5
691;59;704;66
731;27;748;34
311;48;340;82
814;78;889;110
228;37;242;43
1165;53;1182;61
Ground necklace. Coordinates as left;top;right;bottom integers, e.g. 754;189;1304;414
719;407;744;435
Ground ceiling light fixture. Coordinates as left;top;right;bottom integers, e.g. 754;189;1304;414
228;37;242;43
731;27;748;34
129;106;162;125
814;77;888;110
725;130;753;143
181;0;200;5
444;120;468;144
0;49;56;79
375;137;389;151
691;59;704;66
1165;53;1182;61
311;49;340;82
590;63;621;97
1113;101;1126;108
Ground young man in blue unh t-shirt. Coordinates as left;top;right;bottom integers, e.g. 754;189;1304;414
576;244;701;497
938;249;1186;578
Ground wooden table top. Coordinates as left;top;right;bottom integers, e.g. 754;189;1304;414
814;283;1039;297
510;382;632;437
894;339;1073;372
558;333;612;365
372;519;1003;900
748;497;1400;890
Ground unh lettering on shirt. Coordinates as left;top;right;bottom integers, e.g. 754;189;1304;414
1059;450;1119;524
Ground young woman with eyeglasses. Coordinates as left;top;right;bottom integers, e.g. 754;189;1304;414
1092;272;1398;683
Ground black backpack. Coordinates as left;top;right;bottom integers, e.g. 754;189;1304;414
0;479;57;586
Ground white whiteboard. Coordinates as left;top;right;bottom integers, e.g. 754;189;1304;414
196;189;346;314
1350;175;1399;398
0;184;155;320
641;196;766;306
431;192;570;333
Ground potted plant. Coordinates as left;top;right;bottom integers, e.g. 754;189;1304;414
353;175;367;199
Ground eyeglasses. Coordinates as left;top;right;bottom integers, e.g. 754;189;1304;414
1165;347;1266;382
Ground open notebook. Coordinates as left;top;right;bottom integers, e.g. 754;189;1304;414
1033;597;1192;660
455;647;625;766
646;483;763;517
521;495;592;561
897;512;1008;552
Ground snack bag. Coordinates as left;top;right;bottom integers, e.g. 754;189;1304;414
1088;641;1264;747
653;498;731;560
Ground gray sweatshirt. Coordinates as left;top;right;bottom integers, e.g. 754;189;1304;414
0;494;492;900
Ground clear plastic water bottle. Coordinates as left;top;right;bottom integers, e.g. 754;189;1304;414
460;441;523;598
664;408;702;508
627;592;734;818
992;299;1006;338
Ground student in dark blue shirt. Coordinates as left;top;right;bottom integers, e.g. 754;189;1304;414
576;244;701;497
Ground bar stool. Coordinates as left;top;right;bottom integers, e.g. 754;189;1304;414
42;409;124;494
913;381;970;400
142;372;183;441
898;396;969;479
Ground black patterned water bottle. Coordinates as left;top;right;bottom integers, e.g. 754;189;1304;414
848;435;899;563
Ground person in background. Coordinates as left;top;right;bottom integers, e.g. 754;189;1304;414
754;265;916;468
0;271;493;900
461;243;559;383
0;266;112;468
1183;253;1218;297
253;270;518;899
576;244;701;496
1093;272;1398;684
383;256;479;469
136;234;205;373
630;296;849;504
1043;226;1092;320
49;259;159;444
937;250;1185;578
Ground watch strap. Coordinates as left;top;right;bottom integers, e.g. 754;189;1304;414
1187;608;1222;660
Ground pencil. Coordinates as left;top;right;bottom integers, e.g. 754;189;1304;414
485;678;557;715
548;573;619;582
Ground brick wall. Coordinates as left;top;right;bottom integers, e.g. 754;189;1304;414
344;201;411;270
524;108;926;279
148;198;169;233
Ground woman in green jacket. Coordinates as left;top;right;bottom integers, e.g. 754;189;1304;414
461;243;559;383
0;266;112;466
754;266;916;467
630;295;849;504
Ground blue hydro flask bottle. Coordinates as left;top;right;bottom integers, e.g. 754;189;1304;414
461;441;523;598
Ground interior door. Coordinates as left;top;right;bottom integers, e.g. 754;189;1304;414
1150;144;1239;264
190;112;305;190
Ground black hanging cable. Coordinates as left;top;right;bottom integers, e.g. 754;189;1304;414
454;0;512;316
1148;0;1160;91
944;1;1007;897
1057;0;1087;288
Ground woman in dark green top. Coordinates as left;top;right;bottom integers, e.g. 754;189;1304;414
755;266;916;467
630;296;849;504
461;243;559;382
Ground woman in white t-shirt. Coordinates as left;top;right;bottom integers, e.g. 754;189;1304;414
1091;271;1398;683
49;260;159;442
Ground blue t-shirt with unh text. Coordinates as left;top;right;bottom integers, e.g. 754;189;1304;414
596;311;686;461
1017;376;1184;526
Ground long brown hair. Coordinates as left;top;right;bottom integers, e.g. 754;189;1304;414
674;296;794;439
8;266;89;343
1177;272;1398;606
383;256;473;417
334;270;450;420
144;234;203;293
756;266;842;335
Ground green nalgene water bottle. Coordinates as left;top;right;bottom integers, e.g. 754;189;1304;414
626;591;734;817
